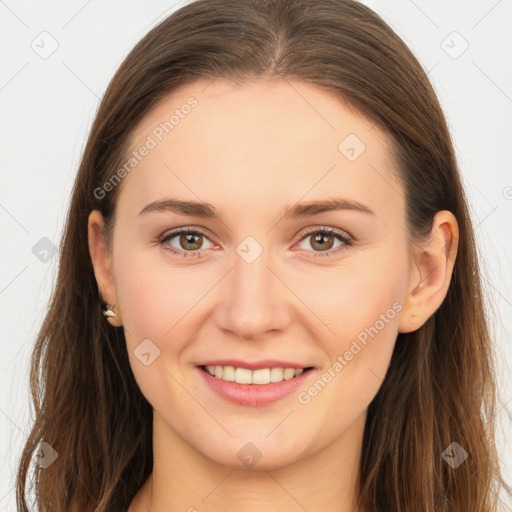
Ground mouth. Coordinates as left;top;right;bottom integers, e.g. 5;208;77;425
196;364;317;407
199;364;315;385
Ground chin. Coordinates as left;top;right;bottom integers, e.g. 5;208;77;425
200;437;308;471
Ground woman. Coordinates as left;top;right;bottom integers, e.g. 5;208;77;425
16;0;512;510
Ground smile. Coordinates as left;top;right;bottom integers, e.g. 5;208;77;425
197;365;316;407
202;365;311;384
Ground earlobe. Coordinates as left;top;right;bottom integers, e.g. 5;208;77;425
398;210;459;334
87;210;123;327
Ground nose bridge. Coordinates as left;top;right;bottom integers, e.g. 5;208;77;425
215;239;290;339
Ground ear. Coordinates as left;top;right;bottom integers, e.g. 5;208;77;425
87;210;122;327
398;210;459;334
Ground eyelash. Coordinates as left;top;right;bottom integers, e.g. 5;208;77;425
157;226;354;259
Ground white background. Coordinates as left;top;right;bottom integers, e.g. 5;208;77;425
1;0;511;509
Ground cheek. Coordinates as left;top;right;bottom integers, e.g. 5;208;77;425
114;248;207;344
292;249;406;340
295;294;400;443
295;250;405;406
115;254;194;410
113;249;218;400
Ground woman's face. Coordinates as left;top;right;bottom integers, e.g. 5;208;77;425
96;78;416;469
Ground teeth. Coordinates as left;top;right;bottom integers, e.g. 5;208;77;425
235;367;252;384
222;366;235;381
269;368;282;383
283;368;295;380
204;365;307;385
251;368;270;385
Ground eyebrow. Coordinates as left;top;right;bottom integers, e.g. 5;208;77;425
138;196;375;219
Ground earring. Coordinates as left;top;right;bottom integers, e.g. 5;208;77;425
103;304;118;317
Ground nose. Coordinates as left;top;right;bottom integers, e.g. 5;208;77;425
213;247;292;340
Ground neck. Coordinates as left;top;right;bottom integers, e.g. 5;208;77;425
128;410;366;512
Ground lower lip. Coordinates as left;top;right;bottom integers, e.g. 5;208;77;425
197;366;315;407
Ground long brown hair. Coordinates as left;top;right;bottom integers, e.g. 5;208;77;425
16;0;512;510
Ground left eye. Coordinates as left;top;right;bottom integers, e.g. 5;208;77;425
294;227;353;256
158;226;353;258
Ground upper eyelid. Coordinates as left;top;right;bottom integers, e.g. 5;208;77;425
300;226;352;239
161;227;213;242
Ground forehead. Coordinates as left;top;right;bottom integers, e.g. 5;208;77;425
119;78;403;221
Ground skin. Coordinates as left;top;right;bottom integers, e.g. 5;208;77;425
88;78;458;512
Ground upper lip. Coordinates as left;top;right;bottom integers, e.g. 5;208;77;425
197;359;313;371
